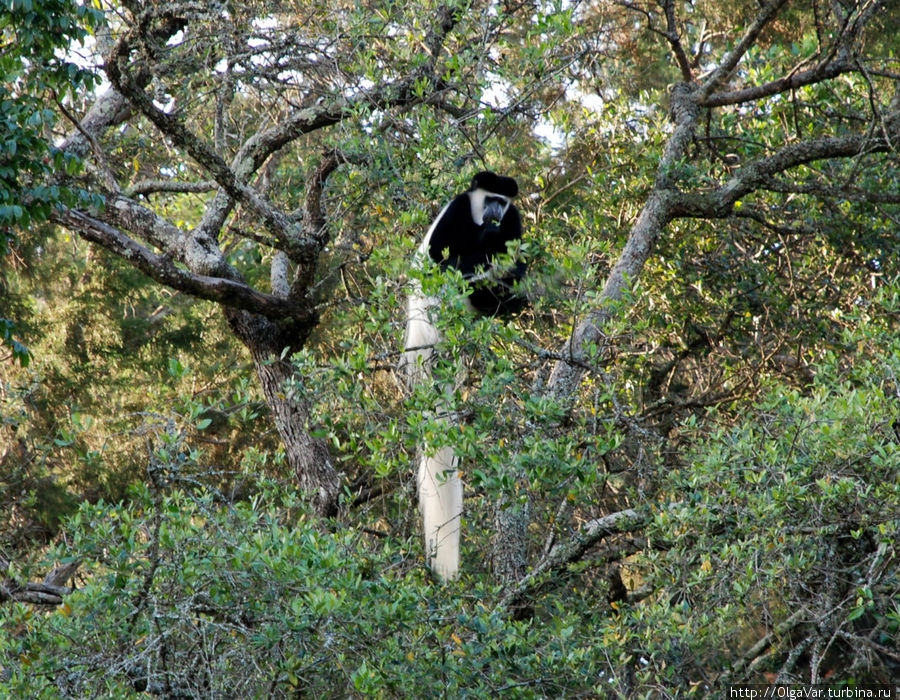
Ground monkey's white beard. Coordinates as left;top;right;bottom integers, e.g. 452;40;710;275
468;187;509;226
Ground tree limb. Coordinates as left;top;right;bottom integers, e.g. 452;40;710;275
670;119;900;219
547;82;700;396
287;151;346;295
704;59;855;108
58;87;134;158
660;0;692;82
104;21;310;257
104;6;457;264
758;178;900;204
498;507;649;612
700;0;790;99
0;561;80;607
124;179;218;197
98;193;242;283
53;208;314;322
55;96;121;193
703;1;887;107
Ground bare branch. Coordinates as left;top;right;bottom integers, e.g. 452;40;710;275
548;82;700;395
53;208;313;322
302;151;344;243
723;608;808;682
671;119;900;219
0;585;67;606
43;560;82;588
660;0;692;81
124;179;218;197
104;5;458;264
498;507;649;612
0;561;80;607
229;5;457;181
104;17;314;256
704;1;890;108
58;87;134;158
759;179;900;204
106;49;306;255
704;59;855;108
286;152;346;296
700;0;790;99
102;193;190;255
732;205;819;238
55;97;121;193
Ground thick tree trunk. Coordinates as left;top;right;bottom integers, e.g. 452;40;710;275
254;355;340;516
226;309;340;516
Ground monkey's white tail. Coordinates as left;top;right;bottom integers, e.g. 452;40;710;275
417;446;462;581
401;287;440;387
401;271;463;581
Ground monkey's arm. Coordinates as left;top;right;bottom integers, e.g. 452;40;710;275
426;195;472;263
497;204;522;242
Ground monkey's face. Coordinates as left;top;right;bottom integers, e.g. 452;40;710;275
482;196;508;227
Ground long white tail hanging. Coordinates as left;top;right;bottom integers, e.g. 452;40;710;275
400;215;463;581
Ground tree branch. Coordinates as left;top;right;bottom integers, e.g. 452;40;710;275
58;87;134;158
55;96;121;193
234;6;455;179
700;0;790;99
660;0;692;82
104;18;313;257
545;0;896;399
105;5;458;266
124;179;218;197
547;82;700;396
670;119;900;219
53;208;313;322
287;151;345;296
498;508;649;612
704;1;888;108
704;59;855;108
107;86;305;259
0;560;80;607
759;178;900;204
302;151;343;243
99;193;239;281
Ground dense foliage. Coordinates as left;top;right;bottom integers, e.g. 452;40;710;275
2;0;898;696
0;0;104;366
3;323;898;695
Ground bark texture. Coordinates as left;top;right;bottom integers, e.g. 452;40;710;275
226;308;340;514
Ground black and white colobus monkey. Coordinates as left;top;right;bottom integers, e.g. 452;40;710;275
424;170;527;316
401;171;526;581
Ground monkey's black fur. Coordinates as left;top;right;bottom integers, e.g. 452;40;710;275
424;171;527;316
